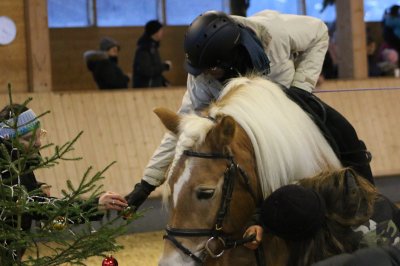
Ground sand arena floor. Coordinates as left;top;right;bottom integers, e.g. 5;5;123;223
24;231;164;266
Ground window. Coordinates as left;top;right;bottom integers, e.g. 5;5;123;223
48;0;91;28
247;0;298;16
364;0;400;22
48;0;400;28
305;0;400;22
165;0;227;25
306;0;336;22
96;0;159;26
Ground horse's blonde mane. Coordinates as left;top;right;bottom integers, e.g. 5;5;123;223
163;75;341;202
210;76;341;196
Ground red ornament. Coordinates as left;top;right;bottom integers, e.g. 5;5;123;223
102;255;118;266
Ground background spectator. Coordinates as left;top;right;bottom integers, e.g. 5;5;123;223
367;36;383;77
377;46;399;76
84;37;130;89
132;20;171;88
382;4;400;57
320;22;338;81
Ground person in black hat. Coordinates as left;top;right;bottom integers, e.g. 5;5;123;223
84;37;130;89
132;20;171;88
243;184;339;265
124;10;374;214
243;183;363;265
243;168;400;266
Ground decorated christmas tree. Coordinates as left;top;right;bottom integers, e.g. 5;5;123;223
0;89;138;265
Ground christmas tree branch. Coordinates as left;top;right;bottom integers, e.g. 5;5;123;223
1;88;145;265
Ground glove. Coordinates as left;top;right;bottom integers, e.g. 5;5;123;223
125;180;156;211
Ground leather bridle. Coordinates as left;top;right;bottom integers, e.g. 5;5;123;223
163;149;260;264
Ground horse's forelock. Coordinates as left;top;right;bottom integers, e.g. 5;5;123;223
162;114;215;202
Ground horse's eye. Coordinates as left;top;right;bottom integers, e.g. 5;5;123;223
196;188;215;200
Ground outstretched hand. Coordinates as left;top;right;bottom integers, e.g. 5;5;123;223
98;191;128;211
243;225;263;250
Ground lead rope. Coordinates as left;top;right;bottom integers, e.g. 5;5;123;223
255;244;266;266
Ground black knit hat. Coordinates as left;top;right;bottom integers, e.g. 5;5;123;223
261;184;326;241
145;20;163;36
99;37;120;51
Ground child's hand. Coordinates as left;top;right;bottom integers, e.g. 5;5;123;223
243;225;263;250
98;191;128;211
40;184;52;197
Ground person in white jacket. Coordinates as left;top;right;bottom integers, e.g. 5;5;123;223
125;10;374;210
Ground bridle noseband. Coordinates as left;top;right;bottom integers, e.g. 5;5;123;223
163;150;259;264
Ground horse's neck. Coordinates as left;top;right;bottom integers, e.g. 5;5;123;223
215;81;341;196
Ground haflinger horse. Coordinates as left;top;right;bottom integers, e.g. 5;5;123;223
156;75;342;266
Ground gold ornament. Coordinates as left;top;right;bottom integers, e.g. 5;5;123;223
52;216;67;230
121;206;133;219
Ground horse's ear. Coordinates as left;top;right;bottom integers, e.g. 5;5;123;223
153;107;180;135
211;115;236;147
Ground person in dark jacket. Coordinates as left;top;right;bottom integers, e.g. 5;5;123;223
383;5;400;58
132;20;171;88
84;37;130;89
243;168;400;266
0;104;128;262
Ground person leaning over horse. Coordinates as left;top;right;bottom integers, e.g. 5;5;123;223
125;10;374;210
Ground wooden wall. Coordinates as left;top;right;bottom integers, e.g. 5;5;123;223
1;78;400;199
0;0;28;92
48;21;386;91
0;88;185;198
318;77;400;90
0;0;389;93
49;26;187;91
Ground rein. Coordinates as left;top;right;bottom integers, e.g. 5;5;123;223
164;149;261;264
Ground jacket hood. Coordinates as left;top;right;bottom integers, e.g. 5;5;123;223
83;50;108;71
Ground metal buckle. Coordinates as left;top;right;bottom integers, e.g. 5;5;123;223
205;237;225;258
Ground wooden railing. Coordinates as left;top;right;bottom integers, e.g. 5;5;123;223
1;78;399;198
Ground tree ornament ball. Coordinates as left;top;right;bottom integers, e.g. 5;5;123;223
102;255;118;266
52;216;67;230
121;206;133;219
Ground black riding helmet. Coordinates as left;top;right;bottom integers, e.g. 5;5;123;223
184;11;270;76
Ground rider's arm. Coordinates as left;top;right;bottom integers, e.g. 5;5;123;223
126;74;216;209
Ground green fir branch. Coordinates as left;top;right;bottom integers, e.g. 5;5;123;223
1;89;143;265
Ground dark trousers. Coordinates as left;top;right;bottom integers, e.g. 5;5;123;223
286;87;374;185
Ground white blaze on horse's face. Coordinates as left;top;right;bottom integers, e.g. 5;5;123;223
173;159;193;207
